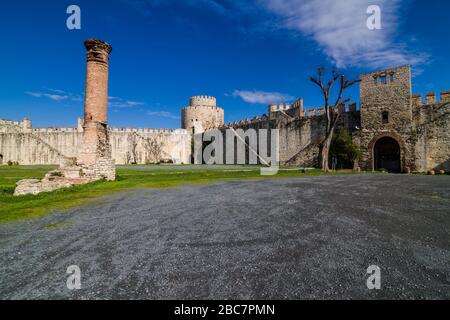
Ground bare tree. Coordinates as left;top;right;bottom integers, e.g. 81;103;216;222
125;151;132;165
310;67;360;171
129;133;139;164
143;136;165;164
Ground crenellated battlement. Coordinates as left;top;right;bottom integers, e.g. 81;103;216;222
268;98;304;113
0;117;32;130
222;102;360;130
0;117;189;136
183;105;222;112
189;95;217;107
32;127;78;133
110;127;188;135
0;119;22;126
222;114;270;128
413;91;450;106
268;100;359;120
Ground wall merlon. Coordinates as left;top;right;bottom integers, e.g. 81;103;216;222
413;94;423;106
293;98;304;109
426;92;436;105
441;91;450;103
189;95;217;107
268;104;278;113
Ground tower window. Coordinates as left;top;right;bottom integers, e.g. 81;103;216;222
380;75;387;84
382;111;389;124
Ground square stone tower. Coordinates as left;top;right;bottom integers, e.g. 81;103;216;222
77;39;115;181
357;65;414;173
360;65;413;131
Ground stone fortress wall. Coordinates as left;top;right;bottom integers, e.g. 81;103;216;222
412;91;450;171
219;100;360;167
1;65;449;172
216;65;450;172
0;118;191;165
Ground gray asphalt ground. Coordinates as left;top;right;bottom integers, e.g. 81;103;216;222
116;164;262;171
0;174;449;300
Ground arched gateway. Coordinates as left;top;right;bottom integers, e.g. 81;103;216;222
373;137;401;173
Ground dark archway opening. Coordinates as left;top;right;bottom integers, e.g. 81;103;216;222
0;154;3;165
374;137;401;173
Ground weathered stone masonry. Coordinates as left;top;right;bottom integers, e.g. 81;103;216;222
355;65;450;173
218;100;360;167
0;119;191;166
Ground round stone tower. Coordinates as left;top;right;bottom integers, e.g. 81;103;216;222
182;95;224;134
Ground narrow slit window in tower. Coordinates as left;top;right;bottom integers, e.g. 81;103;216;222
382;111;389;124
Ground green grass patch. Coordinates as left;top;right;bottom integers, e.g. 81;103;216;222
0;165;363;224
45;221;74;229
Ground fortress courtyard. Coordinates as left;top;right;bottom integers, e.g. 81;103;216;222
0;167;449;300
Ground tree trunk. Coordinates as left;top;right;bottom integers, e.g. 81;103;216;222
320;133;333;171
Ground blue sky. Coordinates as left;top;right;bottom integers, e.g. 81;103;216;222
0;0;449;128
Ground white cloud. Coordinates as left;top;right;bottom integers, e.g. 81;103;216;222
260;0;429;69
25;91;69;101
45;88;67;95
126;101;145;107
123;0;429;70
232;90;294;104
25;89;85;103
147;111;180;120
26;90;145;108
108;96;145;108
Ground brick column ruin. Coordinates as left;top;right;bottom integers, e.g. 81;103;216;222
77;39;115;181
14;39;115;196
